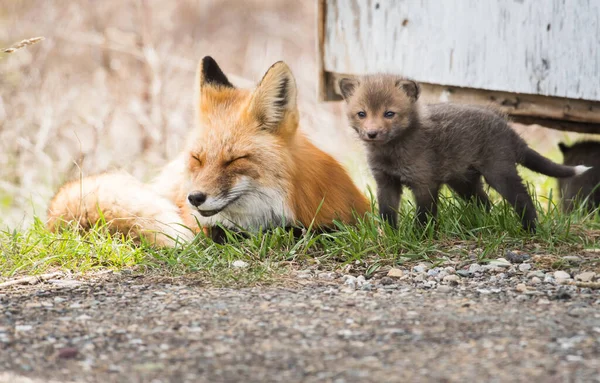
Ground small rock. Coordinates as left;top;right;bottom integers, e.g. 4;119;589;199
436;271;448;280
562;255;582;264
518;263;532;272
505;251;530;264
53;297;66;303
427;268;440;277
387;268;404;278
575;271;596;282
360;283;373;291
437;285;452;293
443;275;459;284
530;277;542;285
489;258;511;268
544;275;556;284
413;265;428;273
317;272;337;280
554;270;571;280
380;277;394;285
456;270;472;278
515;283;527;293
527;270;545;278
232;260;249;268
344;277;356;289
15;325;32;332
444;266;456;274
58;347;79;359
468;264;483;274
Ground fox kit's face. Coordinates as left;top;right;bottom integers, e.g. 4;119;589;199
339;75;420;144
184;57;298;229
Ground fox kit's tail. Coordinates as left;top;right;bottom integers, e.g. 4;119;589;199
46;172;195;247
521;147;591;178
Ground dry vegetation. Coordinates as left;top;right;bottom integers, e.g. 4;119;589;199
0;0;591;230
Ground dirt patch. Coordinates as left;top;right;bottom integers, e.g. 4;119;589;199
1;270;598;383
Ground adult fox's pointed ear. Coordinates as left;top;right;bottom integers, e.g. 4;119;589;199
196;56;234;89
395;79;420;102
339;78;359;101
249;61;298;132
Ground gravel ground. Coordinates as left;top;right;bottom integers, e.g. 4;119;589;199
1;259;599;383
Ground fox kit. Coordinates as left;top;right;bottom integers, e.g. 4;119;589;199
339;74;590;232
47;57;370;246
558;140;600;213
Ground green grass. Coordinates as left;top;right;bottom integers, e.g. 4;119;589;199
1;185;599;286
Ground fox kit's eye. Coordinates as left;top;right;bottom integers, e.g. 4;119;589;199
357;111;366;118
191;155;203;166
384;111;396;118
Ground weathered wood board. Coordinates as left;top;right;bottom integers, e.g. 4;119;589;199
322;0;600;102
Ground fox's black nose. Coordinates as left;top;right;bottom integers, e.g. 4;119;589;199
366;130;379;139
187;191;207;207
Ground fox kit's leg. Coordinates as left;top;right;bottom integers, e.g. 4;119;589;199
413;184;440;227
447;173;491;211
373;171;403;228
483;167;537;232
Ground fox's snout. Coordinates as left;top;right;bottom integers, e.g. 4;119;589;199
187;191;207;207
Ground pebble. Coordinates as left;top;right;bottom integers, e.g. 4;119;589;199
489;258;511;268
515;283;527;293
527;270;545;278
387;268;404;278
436;271;448;280
380;277;394;285
317;272;337;280
554;271;571;280
444;266;456;274
575;272;596;282
468;264;483;274
427;268;440;277
443;275;459;284
504;251;530;264
15;325;33;332
518;263;532;272
58;347;79;359
413;265;427;273
562;256;582;264
530;277;542;285
344;276;356;289
456;270;471;278
360;283;373;291
232;260;249;268
437;285;452;293
544;275;556;284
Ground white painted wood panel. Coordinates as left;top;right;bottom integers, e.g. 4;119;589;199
324;0;600;101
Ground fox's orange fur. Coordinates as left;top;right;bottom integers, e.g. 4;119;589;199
47;57;370;246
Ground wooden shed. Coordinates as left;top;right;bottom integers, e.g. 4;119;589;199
318;0;600;134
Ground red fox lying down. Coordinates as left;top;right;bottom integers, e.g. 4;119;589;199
47;57;370;246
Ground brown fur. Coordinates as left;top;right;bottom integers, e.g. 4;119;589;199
558;141;600;213
339;74;587;232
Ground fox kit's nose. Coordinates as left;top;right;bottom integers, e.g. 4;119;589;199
187;191;207;207
366;130;379;139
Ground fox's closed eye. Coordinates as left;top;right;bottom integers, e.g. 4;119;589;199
191;155;203;166
226;155;250;166
384;111;396;118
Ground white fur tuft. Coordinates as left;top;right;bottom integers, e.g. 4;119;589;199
574;165;592;176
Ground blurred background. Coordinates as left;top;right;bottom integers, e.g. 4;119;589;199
0;0;591;229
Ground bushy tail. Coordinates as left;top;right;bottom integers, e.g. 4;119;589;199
521;148;591;178
46;172;195;247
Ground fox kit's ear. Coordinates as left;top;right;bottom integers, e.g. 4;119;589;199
249;61;298;132
339;78;359;101
558;142;570;154
197;56;234;89
396;79;420;102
